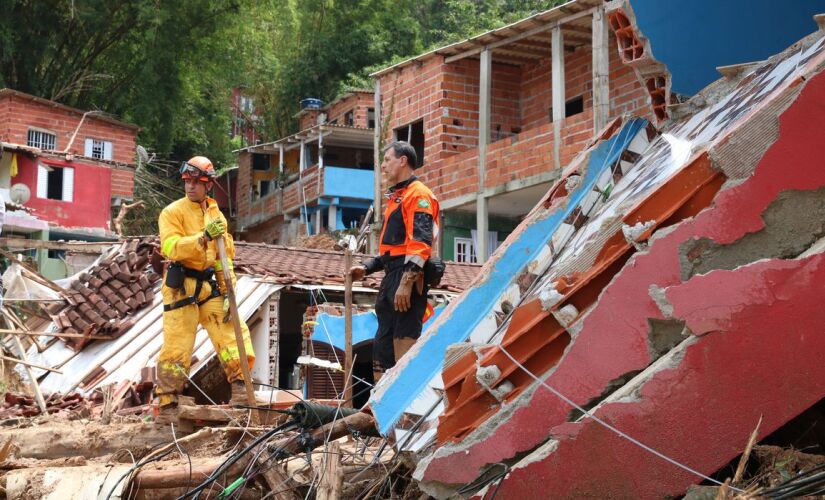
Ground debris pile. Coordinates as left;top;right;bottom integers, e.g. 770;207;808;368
43;237;159;349
0;392;93;419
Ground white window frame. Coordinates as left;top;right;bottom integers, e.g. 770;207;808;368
454;237;477;263
36;164;74;202
84;138;113;160
27;128;57;150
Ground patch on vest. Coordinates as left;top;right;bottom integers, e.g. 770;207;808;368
417;198;430;209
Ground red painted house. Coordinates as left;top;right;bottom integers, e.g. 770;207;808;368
0;88;139;277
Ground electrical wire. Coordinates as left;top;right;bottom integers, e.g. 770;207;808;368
104;449;175;500
497;344;745;493
172;423;193;496
178;421;297;500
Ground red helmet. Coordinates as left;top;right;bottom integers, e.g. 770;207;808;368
180;156;216;182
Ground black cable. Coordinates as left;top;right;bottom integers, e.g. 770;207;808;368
104;449;175;500
178;421;297;500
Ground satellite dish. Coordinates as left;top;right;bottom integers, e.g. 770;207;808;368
10;183;30;204
136;145;155;167
136;145;149;164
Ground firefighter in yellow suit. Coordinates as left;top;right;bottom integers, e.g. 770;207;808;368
155;156;254;412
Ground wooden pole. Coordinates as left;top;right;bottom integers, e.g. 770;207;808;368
1;317;49;411
0;328;111;340
215;236;259;425
344;248;354;407
0;352;63;374
317;441;343;500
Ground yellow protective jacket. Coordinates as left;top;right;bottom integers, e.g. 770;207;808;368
159;196;236;293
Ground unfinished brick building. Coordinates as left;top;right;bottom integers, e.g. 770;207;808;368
235;91;375;244
372;0;651;263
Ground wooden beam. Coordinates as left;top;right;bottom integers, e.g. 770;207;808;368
592;5;610;133
372;79;381;254
316;441;343;500
552;26;565;169
444;7;595;64
476;48;491;264
0;237;114;253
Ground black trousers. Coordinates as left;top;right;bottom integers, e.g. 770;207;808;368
373;266;429;372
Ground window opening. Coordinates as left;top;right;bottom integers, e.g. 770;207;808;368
27;129;56;150
454;237;477;263
393;120;425;167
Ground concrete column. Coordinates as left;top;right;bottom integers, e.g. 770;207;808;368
328;203;338;231
372;79;382;254
314;209;322;235
278;144;284;174
476;48;492;264
299;139;306;173
592;7;610;133
318;128;324;170
552;26;565;169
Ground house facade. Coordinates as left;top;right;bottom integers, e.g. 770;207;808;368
372;0;655;263
0;88;139;278
235;90;376;244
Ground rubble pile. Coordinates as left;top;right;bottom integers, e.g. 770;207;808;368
0;392;93;419
43;238;160;349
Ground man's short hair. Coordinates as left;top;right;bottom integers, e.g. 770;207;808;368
385;141;418;169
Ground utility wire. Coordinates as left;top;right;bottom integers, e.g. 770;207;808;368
497;345;745;493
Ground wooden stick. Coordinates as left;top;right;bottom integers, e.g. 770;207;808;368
1;316;49;411
0;354;63;374
317;441;343;500
216;235;259;425
733;415;763;484
344;248;354;407
0;328;111;340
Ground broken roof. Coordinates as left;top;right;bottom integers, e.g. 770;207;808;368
234;242;480;293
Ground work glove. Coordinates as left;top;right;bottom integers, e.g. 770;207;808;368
222;295;231;323
394;270;424;312
204;219;227;241
348;265;367;282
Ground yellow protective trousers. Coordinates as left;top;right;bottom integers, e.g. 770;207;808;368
156;275;255;406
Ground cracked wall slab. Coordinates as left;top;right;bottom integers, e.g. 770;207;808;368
417;35;825;491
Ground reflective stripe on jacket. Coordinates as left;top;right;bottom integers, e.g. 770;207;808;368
378;177;440;268
158;196;236;291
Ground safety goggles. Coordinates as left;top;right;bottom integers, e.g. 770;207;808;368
179;162;212;181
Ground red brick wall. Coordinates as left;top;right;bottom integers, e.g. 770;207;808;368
241;214;285;243
298;92;375;131
298;110;322;131
326;92;374;128
377;32;650;209
110;167;134;198
237;151;253;219
0;93;138;165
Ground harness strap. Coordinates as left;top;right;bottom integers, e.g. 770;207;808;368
163;271;222;312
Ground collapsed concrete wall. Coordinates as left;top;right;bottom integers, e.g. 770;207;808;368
367;28;825;498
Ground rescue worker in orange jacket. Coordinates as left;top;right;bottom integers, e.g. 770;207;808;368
349;141;439;381
155;156;254;412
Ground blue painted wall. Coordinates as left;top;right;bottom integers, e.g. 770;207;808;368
629;0;825;95
311;306;446;352
323;166;375;200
